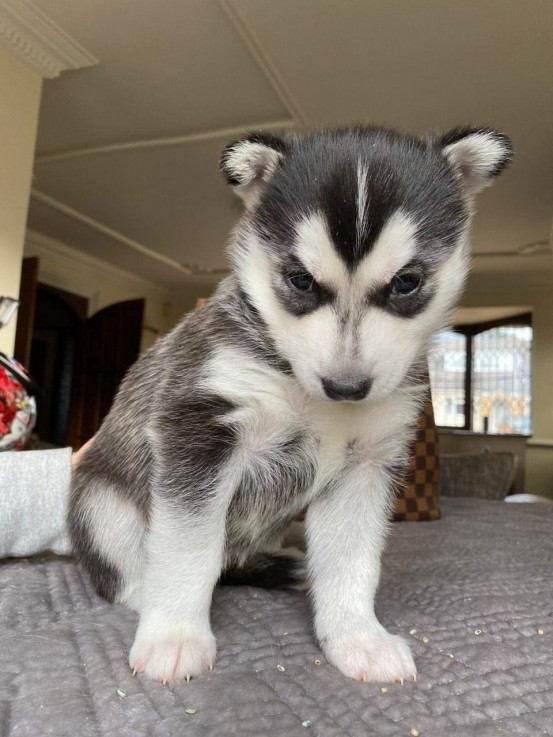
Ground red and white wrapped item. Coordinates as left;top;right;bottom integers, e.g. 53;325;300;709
0;355;36;451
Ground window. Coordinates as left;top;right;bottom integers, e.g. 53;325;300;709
471;325;532;434
429;317;532;435
429;331;467;428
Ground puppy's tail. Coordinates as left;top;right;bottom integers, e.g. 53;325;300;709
219;549;306;590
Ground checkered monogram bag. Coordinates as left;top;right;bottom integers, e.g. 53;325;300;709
393;391;441;521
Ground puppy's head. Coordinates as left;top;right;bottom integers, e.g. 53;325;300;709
221;126;512;402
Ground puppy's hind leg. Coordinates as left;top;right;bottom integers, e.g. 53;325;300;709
69;477;147;610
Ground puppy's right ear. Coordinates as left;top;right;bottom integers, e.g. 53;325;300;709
220;132;288;210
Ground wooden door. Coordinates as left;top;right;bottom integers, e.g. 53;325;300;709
14;257;39;365
67;299;145;448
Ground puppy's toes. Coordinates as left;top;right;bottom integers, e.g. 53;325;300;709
129;627;216;684
322;630;416;684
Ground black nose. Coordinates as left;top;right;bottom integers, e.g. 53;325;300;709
321;377;371;401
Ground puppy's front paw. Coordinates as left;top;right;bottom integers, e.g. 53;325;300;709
130;624;216;684
322;630;416;683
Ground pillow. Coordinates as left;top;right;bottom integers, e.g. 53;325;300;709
440;451;516;500
393;392;441;521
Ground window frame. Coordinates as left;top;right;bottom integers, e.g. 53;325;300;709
435;312;532;434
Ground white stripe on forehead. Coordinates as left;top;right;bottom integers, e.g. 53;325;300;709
356;210;418;287
294;212;348;287
356;162;369;250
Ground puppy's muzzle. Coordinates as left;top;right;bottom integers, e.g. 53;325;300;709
321;377;371;401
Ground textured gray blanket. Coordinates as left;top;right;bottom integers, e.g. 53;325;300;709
2;498;552;737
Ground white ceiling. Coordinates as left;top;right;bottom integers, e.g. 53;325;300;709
28;0;553;288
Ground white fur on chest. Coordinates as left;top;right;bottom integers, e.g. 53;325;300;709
200;347;421;491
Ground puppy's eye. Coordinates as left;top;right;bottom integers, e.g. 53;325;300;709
390;273;421;296
288;273;314;292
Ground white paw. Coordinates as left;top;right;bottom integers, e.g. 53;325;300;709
129;623;216;684
322;630;416;683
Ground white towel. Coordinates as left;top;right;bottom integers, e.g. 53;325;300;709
0;447;73;557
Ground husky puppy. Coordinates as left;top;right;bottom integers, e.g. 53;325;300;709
69;125;512;684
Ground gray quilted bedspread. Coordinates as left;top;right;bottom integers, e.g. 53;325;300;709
2;498;553;737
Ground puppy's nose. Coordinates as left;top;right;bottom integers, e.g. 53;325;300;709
321;377;371;401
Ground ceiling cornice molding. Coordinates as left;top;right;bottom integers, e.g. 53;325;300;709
30;189;230;278
25;229;172;300
31;188;194;275
0;0;98;79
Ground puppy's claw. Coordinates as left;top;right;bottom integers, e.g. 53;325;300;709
399;678;404;686
132;667;138;677
129;630;216;684
208;663;213;671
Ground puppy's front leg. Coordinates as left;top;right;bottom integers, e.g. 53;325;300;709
306;465;415;683
129;486;232;683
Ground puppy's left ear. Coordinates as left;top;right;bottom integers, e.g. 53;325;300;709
439;127;513;195
220;132;288;210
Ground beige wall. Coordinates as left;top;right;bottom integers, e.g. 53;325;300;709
462;271;553;497
168;278;221;326
0;48;42;355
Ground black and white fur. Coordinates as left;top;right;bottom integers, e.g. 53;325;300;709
69;125;512;684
